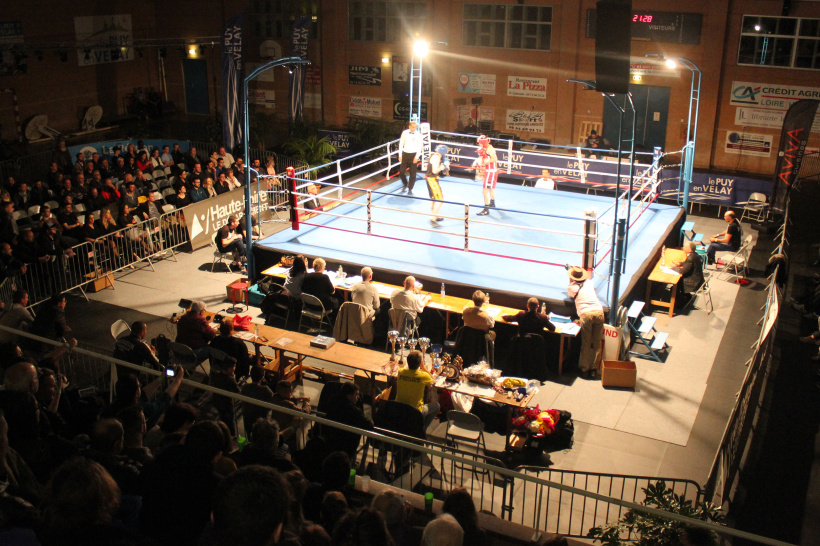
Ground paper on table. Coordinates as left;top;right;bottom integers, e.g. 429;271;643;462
209;323;220;330
661;266;680;275
275;337;294;347
267;266;289;275
376;284;395;296
561;323;581;335
234;331;256;341
486;306;502;318
549;312;572;323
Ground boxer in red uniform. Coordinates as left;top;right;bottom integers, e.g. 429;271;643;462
476;135;498;216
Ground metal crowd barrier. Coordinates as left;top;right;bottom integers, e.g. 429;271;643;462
704;193;791;510
0;323;793;544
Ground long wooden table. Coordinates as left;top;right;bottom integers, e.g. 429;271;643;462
644;248;685;318
261;264;578;374
201;309;535;450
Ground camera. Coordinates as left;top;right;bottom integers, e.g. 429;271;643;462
165;367;175;377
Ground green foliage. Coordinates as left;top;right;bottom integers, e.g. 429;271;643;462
588;481;724;545
282;133;336;177
347;118;402;159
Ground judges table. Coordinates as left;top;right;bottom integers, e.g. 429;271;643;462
644;248;685;318
261;264;578;374
200;309;536;451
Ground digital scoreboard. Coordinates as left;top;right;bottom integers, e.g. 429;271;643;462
586;10;703;45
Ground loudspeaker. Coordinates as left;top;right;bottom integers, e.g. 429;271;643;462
595;0;632;94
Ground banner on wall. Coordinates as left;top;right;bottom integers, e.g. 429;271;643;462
306;66;321;85
221;13;243;152
249;89;276;109
393;100;427;122
735;106;820;132
183;186;274;250
457;73;496;94
318;129;352;157
349;65;381;86
67;139;189;162
724;131;772;157
304;92;321;109
0;21;26;75
456;105;493;125
507;76;547;99
506;109;545;132
74;15;132;66
288;16;310;124
349;97;382;118
770;99;820;213
730;81;820;111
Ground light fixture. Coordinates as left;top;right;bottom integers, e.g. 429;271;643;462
188;46;197;56
381;56;389;64
632;75;642;82
413;40;428;57
754;24;761;31
665;58;677;69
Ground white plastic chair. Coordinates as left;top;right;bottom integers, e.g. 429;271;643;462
111;319;131;341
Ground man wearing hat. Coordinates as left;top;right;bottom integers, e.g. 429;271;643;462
567;266;604;378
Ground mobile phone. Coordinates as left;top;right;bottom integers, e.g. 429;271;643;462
165;368;175;377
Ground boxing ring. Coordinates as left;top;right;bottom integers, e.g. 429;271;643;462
252;129;684;311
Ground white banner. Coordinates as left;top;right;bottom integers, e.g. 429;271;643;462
506;109;545;133
507;76;547;99
304;92;321;110
249;89;276;109
629;61;681;78
735;106;820;133
349;96;382;118
457;73;496;95
730;81;820;110
74;15;133;66
724;131;773;157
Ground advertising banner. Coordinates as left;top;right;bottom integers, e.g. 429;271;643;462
735;106;820;132
74;15;133;66
249;89;276;109
221;13;243;151
724;131;772;157
506;109;545;133
393;100;427;122
288;16;310;124
770;99;820;212
349;97;382;118
349;65;382;86
68;139;189;162
507;76;547;99
183;186;274;250
730;81;820;111
304;92;321;110
457;73;496;95
0;21;25;75
318;130;352;157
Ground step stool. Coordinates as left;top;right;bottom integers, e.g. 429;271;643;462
680;221;704;246
626;300;670;362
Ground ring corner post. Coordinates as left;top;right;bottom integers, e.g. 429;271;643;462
287;166;299;231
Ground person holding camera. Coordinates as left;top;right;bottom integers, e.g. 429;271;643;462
113;321;162;377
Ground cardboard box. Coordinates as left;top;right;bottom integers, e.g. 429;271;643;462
85;272;114;293
601;360;637;389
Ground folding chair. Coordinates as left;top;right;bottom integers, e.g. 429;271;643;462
111;319;131;341
681;271;713;315
626;301;669;362
739;192;768;223
211;233;235;273
299;293;332;334
718;234;753;281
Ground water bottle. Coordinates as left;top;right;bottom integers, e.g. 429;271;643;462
661;246;666;266
540;302;546;314
440;283;445;299
337;264;343;277
255;323;259;338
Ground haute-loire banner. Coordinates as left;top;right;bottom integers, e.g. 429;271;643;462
222;13;243;152
770;99;819;213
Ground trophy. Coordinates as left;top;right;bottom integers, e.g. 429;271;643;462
387;330;399;362
407;338;418;352
397;336;408;366
418;337;430;368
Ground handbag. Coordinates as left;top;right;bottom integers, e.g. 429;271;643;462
232;315;252;331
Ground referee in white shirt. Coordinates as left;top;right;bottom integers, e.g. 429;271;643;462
398;120;421;194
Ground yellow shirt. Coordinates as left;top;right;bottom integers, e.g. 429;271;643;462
395;367;433;412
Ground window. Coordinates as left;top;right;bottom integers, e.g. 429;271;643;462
463;3;552;50
349;1;429;42
739;15;820;70
250;0;318;40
